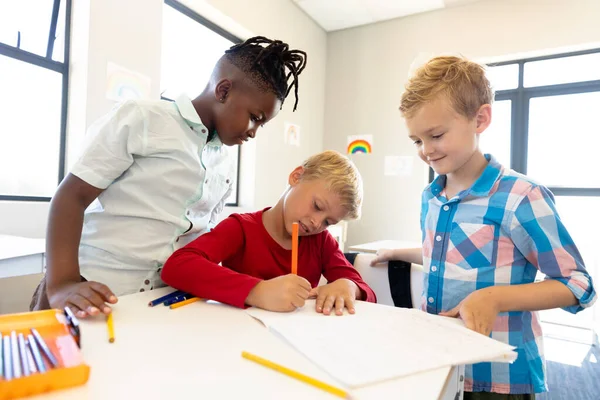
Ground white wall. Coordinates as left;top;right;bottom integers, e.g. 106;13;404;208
324;0;600;247
0;0;326;237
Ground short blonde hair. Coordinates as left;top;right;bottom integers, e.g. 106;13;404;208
300;150;363;220
400;56;494;120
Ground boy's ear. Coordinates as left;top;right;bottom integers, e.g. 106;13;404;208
475;104;492;134
215;79;232;103
288;166;305;186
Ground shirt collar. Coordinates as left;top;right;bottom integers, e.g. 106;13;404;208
173;95;223;147
426;154;502;199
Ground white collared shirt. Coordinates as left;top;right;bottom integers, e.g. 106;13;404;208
70;96;234;295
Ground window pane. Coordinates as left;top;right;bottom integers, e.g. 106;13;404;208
161;5;234;99
524;52;600;88
487;64;519;91
527;92;600;187
538;196;599;330
0;54;62;197
479;100;511;168
0;1;56;57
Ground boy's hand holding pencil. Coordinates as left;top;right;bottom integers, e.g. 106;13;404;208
245;275;312;312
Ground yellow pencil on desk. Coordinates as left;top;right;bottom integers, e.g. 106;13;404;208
169;297;200;309
106;312;115;343
242;351;350;399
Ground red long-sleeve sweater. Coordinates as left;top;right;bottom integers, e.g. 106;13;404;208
161;209;376;308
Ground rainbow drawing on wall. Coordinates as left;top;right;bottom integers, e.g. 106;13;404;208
347;135;373;155
106;62;152;102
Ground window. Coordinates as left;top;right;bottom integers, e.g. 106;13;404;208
0;0;71;201
161;0;241;206
486;49;600;333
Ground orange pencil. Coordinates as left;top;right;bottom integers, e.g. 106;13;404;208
291;222;299;275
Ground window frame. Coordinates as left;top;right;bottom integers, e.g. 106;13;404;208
0;0;72;202
163;0;242;207
492;48;600;196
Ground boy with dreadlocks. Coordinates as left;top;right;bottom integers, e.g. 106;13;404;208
31;36;307;318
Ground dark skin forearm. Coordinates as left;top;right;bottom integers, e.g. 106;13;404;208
45;174;104;295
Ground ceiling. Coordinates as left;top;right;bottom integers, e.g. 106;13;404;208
292;0;483;32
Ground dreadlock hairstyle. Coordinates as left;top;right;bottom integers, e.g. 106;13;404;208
224;36;307;111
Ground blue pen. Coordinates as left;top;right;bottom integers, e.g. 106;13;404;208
27;334;46;373
163;293;194;306
31;328;59;368
148;290;185;307
3;335;12;380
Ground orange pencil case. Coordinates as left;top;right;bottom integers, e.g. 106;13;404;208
0;309;90;399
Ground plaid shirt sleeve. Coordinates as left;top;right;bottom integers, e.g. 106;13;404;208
509;184;596;313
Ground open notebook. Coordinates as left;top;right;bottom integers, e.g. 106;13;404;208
246;300;517;388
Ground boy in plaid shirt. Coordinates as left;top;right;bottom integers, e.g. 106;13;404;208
371;56;596;399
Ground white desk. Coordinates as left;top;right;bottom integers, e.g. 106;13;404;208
0;235;45;278
348;240;421;254
31;288;461;400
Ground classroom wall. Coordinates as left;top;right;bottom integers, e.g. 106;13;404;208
324;0;600;247
0;0;326;237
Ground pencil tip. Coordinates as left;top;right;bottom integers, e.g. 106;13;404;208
109;338;115;343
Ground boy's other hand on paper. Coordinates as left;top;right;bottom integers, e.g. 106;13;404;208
439;288;500;336
309;278;359;316
246;274;312;312
369;249;394;266
49;281;118;318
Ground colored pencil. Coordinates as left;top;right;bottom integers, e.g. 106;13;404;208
106;313;115;343
148;290;185;307
10;331;21;378
30;328;59;368
17;333;30;377
169;297;200;309
242;351;349;399
291;222;299;275
27;334;46;373
24;339;37;374
2;335;12;380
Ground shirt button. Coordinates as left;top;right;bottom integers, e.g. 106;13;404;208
140;288;145;292
428;297;434;303
205;179;209;184
443;205;449;211
226;179;230;184
144;279;150;285
435;235;442;242
201;129;207;134
186;210;190;216
431;265;437;272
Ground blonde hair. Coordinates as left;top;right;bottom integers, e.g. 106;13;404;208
300;150;363;220
400;56;494;120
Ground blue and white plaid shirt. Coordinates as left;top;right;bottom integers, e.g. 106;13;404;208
420;154;596;394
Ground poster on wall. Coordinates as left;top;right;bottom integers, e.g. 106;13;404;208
384;156;414;176
106;62;152;102
284;122;301;146
347;135;373;155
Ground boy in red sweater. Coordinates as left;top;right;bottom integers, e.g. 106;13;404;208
161;150;376;314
